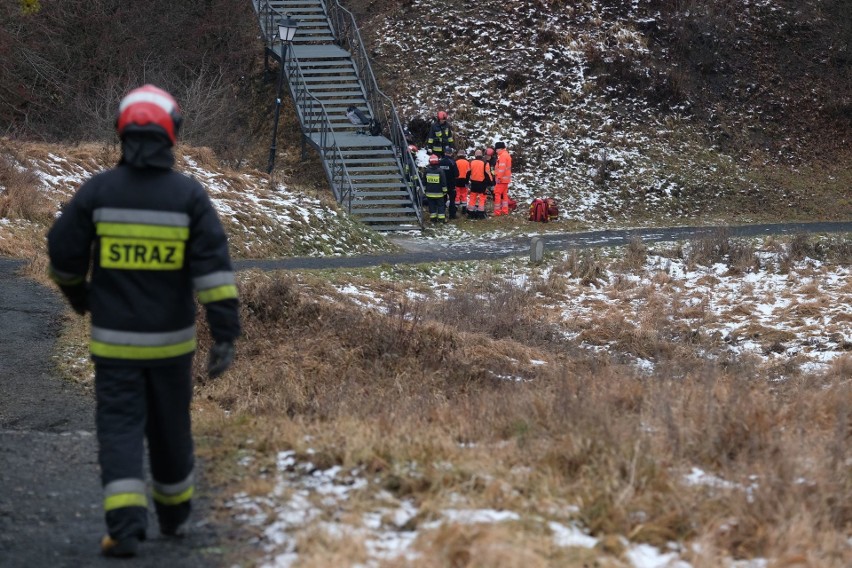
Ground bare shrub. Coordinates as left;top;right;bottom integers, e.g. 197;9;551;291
620;236;648;271
686;230;758;273
686;229;733;267
427;279;561;346
786;233;818;264
498;70;528;92
727;239;759;274
0;155;52;223
536;27;561;47
558;249;608;286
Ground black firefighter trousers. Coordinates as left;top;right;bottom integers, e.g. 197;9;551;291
95;357;195;540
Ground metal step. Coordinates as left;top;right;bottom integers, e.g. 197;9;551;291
349;199;412;206
349;207;417;214
350;174;403;181
308;97;365;105
336;148;395;155
306;84;363;92
354;216;420;223
351;182;409;189
299;68;357;76
300;77;359;84
309;90;365;98
337;158;398;165
296;61;354;69
346;166;401;172
337;151;396;157
353;189;410;196
291;45;350;58
269;1;324;7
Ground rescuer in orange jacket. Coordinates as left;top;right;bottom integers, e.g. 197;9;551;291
467;149;492;219
454;149;471;216
492;141;512;216
47;85;240;558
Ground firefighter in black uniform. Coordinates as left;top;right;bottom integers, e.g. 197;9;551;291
47;85;241;558
423;153;448;223
426;110;453;156
438;148;459;220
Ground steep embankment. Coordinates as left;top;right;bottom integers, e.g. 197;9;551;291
357;0;850;224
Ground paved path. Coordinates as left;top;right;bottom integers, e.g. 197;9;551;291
235;221;852;271
0;259;220;567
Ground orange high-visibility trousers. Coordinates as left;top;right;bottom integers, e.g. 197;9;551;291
493;183;510;215
456;185;468;207
467;191;487;212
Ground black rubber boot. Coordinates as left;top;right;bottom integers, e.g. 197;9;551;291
101;534;141;558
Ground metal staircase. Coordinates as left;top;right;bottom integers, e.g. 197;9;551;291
253;0;424;231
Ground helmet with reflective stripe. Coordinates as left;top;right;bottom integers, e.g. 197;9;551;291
408;144;418;153
428;154;439;165
116;85;182;145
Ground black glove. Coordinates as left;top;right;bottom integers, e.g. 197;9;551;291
60;284;88;316
207;341;235;379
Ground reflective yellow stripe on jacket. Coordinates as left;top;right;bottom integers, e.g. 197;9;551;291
193;271;238;304
90;325;197;360
94;208;190;271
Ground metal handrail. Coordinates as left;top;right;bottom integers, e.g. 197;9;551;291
253;0;423;226
285;48;358;210
323;0;425;221
254;1;356;210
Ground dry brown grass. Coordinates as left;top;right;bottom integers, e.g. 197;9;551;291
686;230;759;274
193;268;852;567
0;154;54;224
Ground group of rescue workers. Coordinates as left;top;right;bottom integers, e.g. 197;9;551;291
407;110;512;224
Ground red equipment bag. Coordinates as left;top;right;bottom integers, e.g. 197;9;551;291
544;197;559;221
508;197;518;212
529;198;548;222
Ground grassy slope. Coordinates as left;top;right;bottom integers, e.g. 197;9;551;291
357;0;851;226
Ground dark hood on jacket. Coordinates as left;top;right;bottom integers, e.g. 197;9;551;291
119;132;175;169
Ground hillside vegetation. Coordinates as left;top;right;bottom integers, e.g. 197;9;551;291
3;1;850;225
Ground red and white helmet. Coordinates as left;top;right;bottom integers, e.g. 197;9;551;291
116;85;182;145
437;110;448;121
428;154;439;165
408;144;418;153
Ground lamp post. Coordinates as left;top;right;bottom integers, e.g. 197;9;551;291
267;13;298;174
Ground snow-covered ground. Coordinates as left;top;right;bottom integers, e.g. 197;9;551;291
372;0;803;224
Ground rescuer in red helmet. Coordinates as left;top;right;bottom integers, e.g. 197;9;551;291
47;84;241;558
426;110;454;157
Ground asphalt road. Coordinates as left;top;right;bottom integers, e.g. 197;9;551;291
0;259;219;567
1;221;850;566
236;221;852;271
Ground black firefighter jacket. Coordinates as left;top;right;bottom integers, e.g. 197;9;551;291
47;163;240;365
